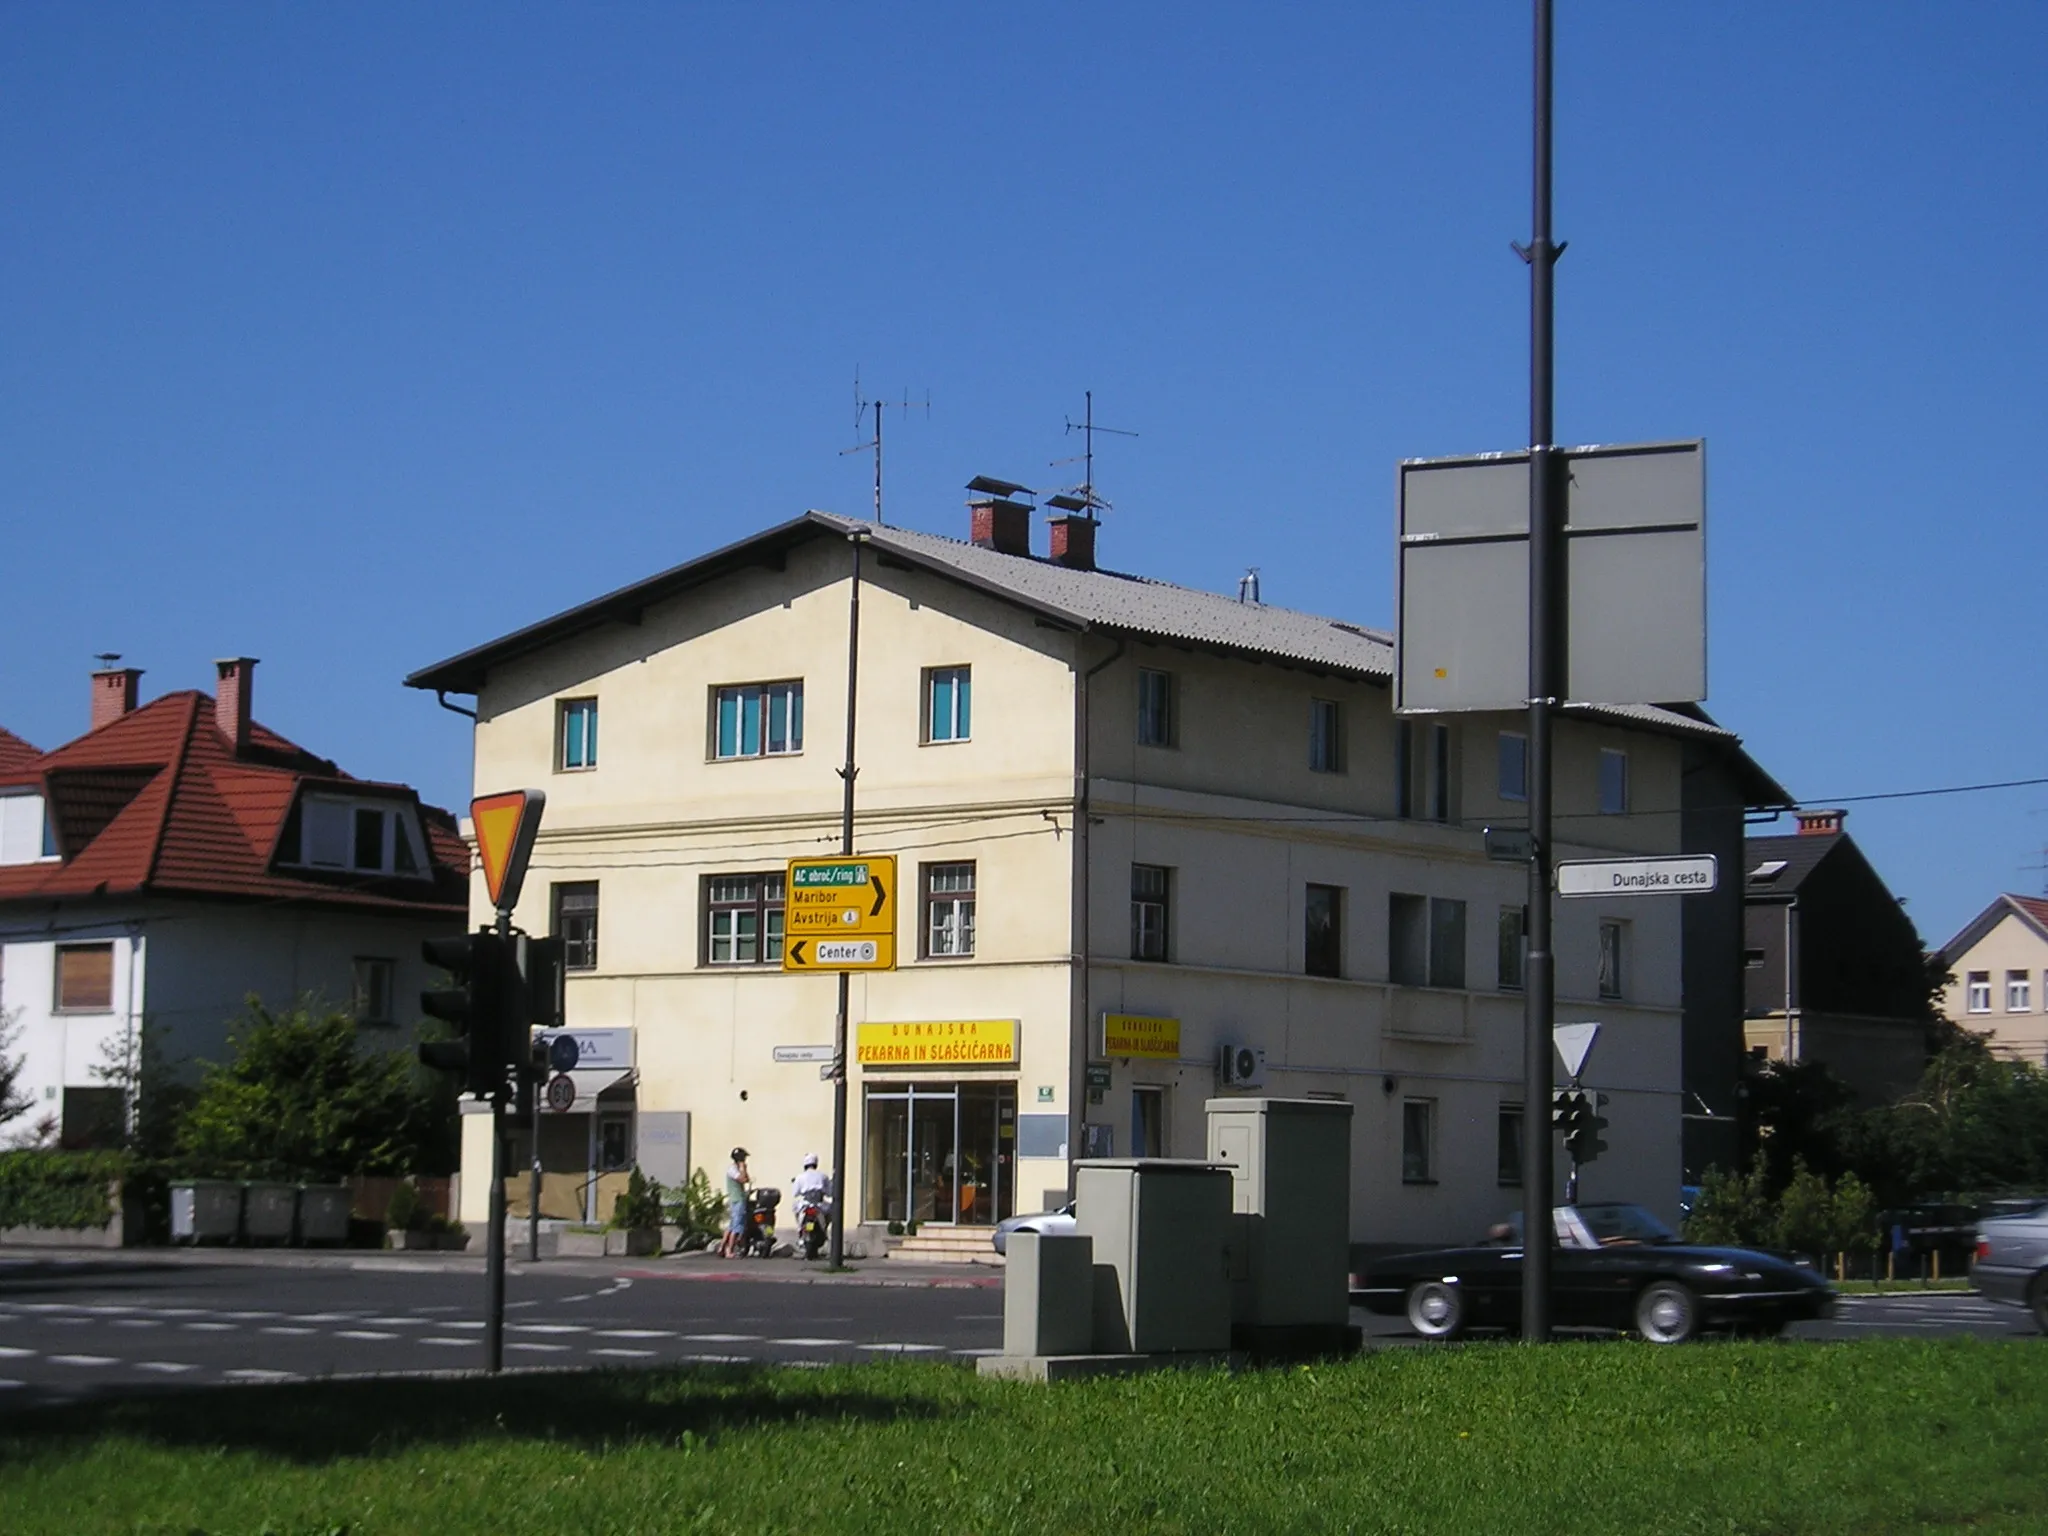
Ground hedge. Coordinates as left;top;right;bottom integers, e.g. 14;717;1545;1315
0;1150;129;1230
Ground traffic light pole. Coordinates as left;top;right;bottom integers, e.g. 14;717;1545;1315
826;529;867;1270
486;907;512;1373
1519;0;1563;1345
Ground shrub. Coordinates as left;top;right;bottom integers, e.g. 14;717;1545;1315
609;1167;664;1230
0;1150;129;1230
662;1168;727;1248
384;1179;422;1233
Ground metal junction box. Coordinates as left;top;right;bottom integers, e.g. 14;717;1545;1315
1002;1231;1096;1358
1205;1098;1354;1330
1074;1159;1233;1353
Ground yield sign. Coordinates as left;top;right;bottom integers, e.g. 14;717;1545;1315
472;789;546;913
1554;1022;1600;1082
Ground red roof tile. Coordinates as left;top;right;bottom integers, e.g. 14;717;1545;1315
0;690;465;916
0;727;39;775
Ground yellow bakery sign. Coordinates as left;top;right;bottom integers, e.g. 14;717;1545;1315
856;1019;1019;1067
1101;1013;1181;1059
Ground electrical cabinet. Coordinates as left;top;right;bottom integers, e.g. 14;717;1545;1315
1074;1159;1232;1353
1002;1232;1095;1358
1205;1097;1353;1329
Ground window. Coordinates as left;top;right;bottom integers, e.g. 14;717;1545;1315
1402;1098;1436;1183
1400;723;1454;822
1131;864;1171;962
705;873;785;965
559;698;598;770
1309;699;1342;773
553;882;599;971
713;681;803;759
924;667;972;743
1498;732;1528;802
923;862;977;958
1498;905;1527;991
1498;1104;1524;1187
281;796;425;877
351;957;395;1025
0;792;57;866
1599;749;1629;816
1389;894;1466;989
2009;971;2032;1013
1304;884;1343;977
1598;919;1626;1000
1137;669;1174;747
54;943;114;1013
1966;972;1991;1014
1744;947;1767;969
1395;721;1414;818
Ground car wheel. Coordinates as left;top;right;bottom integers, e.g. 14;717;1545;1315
1405;1280;1465;1340
1635;1281;1699;1344
2028;1273;2048;1335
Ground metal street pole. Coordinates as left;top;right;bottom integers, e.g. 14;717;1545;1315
528;1064;542;1262
486;910;511;1372
827;529;867;1268
1519;0;1563;1344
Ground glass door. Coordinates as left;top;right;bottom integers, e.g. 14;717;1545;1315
955;1083;1017;1225
909;1090;956;1223
863;1090;910;1223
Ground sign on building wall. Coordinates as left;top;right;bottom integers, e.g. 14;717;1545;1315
532;1027;633;1071
855;1019;1018;1067
1100;1013;1182;1059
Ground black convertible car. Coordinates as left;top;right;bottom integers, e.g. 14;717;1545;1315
1353;1202;1835;1343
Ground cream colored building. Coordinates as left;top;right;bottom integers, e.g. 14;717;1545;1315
1938;894;2048;1067
409;502;1742;1249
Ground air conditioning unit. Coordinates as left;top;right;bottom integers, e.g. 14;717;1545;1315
1218;1043;1266;1089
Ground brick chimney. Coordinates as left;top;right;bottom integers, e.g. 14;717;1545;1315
1048;514;1098;572
214;657;258;754
969;498;1033;557
90;664;144;730
1795;808;1845;837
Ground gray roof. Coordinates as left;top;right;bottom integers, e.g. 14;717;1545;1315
405;508;1739;749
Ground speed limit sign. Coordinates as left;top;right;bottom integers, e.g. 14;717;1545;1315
544;1074;576;1112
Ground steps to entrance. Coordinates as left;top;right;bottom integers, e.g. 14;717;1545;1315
889;1225;1004;1265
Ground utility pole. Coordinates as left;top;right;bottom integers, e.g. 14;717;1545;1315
826;528;868;1268
487;904;511;1373
1517;0;1565;1343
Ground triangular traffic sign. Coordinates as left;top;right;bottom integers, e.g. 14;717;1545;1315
1554;1022;1600;1082
472;789;546;913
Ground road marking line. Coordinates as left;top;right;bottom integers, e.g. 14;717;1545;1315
509;1343;570;1353
954;1348;1004;1357
291;1313;358;1322
223;1369;301;1383
335;1330;398;1341
785;1360;831;1369
113;1320;163;1328
77;1305;138;1315
0;1379;23;1389
681;1353;748;1364
420;1338;473;1347
510;1324;589;1334
0;1346;34;1358
183;1322;237;1332
136;1362;196;1374
48;1355;117;1367
596;1329;672;1339
683;1333;759;1343
858;1343;945;1353
772;1337;852;1347
590;1348;656;1359
364;1317;430;1326
262;1327;316;1336
224;1311;281;1320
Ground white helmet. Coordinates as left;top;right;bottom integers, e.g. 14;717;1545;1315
802;1153;820;1169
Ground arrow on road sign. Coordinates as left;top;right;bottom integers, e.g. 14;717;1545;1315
1554;1022;1600;1082
871;874;887;916
790;940;808;966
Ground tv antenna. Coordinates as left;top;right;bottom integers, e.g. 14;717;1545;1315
1048;389;1137;516
841;372;930;525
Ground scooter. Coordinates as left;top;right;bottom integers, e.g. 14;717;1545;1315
740;1186;780;1258
794;1191;831;1261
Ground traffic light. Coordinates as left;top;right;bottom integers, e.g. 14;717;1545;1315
519;935;565;1033
1565;1093;1610;1166
1551;1088;1587;1131
419;929;514;1099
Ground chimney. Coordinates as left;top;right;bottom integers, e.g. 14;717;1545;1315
214;657;258;754
1795;808;1845;837
1048;513;1097;572
90;663;144;730
969;498;1033;557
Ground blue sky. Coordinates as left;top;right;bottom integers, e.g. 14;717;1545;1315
1;3;2042;946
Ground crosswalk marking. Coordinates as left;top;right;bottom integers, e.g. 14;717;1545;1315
772;1337;852;1347
0;1346;33;1359
508;1342;570;1353
335;1330;397;1341
262;1326;315;1336
136;1362;196;1374
683;1333;760;1343
48;1355;117;1367
183;1322;237;1332
420;1338;473;1347
596;1329;671;1339
591;1348;656;1359
223;1369;300;1383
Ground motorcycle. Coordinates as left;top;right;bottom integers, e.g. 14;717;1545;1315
740;1186;780;1258
794;1189;831;1261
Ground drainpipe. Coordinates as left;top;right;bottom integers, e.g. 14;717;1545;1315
1784;896;1799;1062
1069;635;1126;1191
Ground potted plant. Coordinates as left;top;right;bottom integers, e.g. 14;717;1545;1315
605;1167;664;1257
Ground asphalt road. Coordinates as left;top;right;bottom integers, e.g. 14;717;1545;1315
0;1252;2035;1411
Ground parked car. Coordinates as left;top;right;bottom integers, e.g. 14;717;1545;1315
1352;1202;1835;1344
991;1201;1076;1256
1972;1204;2048;1330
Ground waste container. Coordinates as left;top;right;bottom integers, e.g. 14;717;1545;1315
242;1182;297;1244
296;1185;352;1246
170;1181;242;1244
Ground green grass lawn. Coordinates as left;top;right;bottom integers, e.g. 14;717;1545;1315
3;1341;2046;1534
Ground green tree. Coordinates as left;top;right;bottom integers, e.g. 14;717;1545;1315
1685;1155;1774;1248
175;998;441;1181
0;1008;31;1132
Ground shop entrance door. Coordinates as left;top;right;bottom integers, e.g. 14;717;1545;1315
863;1082;1017;1226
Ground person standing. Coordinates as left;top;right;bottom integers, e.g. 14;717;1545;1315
721;1147;750;1258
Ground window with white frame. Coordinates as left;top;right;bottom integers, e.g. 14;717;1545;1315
1309;699;1342;773
279;796;426;878
922;862;976;958
713;681;803;760
924;666;972;743
1598;749;1629;816
558;698;598;770
1131;864;1171;962
1967;971;1992;1013
1598;919;1626;1000
1137;669;1175;747
54;942;114;1013
2008;970;2032;1012
553;882;600;971
352;957;396;1026
704;873;786;965
1402;1098;1436;1183
1499;732;1528;802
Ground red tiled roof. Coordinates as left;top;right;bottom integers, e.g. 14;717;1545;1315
2011;896;2048;933
0;691;466;916
0;727;38;775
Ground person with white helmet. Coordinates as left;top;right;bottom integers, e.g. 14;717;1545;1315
791;1153;833;1261
793;1152;830;1205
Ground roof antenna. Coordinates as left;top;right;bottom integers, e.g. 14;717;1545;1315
94;653;122;669
1238;568;1262;605
841;371;931;526
1048;389;1137;518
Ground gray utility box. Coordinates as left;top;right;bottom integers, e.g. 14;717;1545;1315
1074;1160;1233;1354
242;1182;297;1244
171;1181;242;1244
1206;1098;1354;1329
1003;1231;1095;1358
296;1185;353;1246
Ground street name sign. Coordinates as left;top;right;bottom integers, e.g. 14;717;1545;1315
472;789;546;913
772;1044;836;1064
783;855;897;971
1556;854;1718;898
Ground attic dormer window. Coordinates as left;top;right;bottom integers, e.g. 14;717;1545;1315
1747;859;1788;886
279;794;426;878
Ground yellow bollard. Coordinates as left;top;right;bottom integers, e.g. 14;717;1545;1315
1933;1250;1941;1283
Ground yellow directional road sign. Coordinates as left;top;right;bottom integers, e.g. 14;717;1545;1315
783;855;897;971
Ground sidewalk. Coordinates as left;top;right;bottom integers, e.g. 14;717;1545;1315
0;1243;1002;1288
